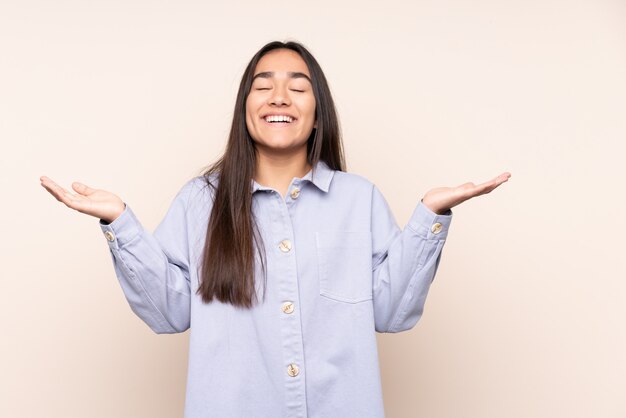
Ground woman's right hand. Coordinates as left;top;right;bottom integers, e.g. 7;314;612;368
40;176;126;224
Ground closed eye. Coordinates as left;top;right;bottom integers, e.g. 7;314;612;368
290;89;305;93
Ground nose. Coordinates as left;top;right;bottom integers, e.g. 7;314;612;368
268;84;290;106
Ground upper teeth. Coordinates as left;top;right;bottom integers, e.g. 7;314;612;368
265;115;293;123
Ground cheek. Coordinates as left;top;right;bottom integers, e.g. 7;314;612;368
302;97;316;122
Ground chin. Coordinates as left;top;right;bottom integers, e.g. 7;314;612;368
256;140;306;152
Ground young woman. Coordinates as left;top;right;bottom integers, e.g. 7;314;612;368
41;41;510;417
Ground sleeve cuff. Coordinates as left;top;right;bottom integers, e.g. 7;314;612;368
407;201;452;240
98;203;143;248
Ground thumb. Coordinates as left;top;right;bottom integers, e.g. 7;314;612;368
72;181;96;196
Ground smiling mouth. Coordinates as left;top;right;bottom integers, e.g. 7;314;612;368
263;115;295;124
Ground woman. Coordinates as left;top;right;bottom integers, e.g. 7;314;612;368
41;41;510;417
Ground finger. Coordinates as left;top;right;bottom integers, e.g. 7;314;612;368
72;182;96;196
493;172;511;185
472;172;511;190
41;182;65;202
41;178;82;207
40;177;70;200
470;172;512;196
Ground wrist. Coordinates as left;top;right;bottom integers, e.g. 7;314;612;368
420;198;448;215
102;203;126;224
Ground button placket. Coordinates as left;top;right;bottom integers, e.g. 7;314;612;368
271;193;306;414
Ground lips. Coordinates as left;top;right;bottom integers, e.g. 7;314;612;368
262;114;296;124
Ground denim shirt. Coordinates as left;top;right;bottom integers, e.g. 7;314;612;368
99;160;452;418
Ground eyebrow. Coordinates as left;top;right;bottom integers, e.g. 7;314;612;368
252;71;312;84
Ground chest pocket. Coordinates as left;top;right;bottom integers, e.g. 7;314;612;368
315;231;373;304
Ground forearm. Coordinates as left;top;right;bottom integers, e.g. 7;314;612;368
372;201;452;333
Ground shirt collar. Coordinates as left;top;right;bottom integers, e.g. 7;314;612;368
251;160;335;194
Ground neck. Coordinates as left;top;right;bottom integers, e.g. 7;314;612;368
254;148;312;198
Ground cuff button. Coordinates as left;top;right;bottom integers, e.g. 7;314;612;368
104;231;116;242
431;223;443;234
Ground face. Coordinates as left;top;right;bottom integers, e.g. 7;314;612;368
245;49;317;155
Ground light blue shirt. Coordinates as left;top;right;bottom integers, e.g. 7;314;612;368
99;160;452;418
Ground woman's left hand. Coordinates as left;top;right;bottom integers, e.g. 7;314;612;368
421;172;511;215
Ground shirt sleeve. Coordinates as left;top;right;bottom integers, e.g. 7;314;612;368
371;185;452;333
98;179;197;334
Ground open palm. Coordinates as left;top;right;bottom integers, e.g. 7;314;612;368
40;176;125;224
422;172;511;214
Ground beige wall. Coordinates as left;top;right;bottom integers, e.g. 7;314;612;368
2;0;625;416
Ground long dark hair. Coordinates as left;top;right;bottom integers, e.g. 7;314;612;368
197;41;345;309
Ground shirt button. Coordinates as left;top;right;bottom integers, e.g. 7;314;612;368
104;231;115;242
290;187;300;199
281;301;295;314
287;363;300;377
431;223;443;234
278;239;292;252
